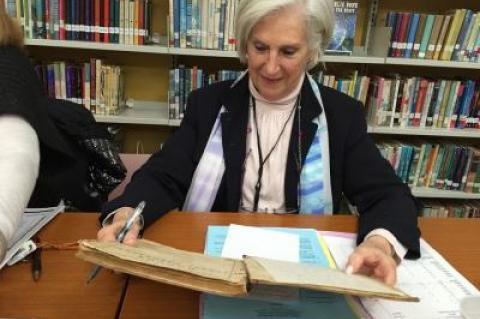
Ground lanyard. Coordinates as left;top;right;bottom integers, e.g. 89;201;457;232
251;95;299;212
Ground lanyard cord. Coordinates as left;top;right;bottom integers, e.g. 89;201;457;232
251;95;299;212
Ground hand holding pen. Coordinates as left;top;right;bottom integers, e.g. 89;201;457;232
88;201;146;283
97;202;146;245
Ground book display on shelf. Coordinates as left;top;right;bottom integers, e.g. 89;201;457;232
5;0;152;45
168;65;240;119
378;143;480;194
386;9;480;62
9;0;480;212
366;76;480;130
421;199;480;218
34;59;125;115
168;0;238;50
327;1;358;55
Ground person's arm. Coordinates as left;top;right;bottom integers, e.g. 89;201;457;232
339;100;420;284
98;89;206;242
0;116;40;260
341;100;421;257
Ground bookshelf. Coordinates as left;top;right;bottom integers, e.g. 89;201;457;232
412;187;480;199
367;126;480;138
11;0;480;209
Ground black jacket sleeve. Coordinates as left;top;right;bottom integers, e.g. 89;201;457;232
102;90;202;226
342;100;421;259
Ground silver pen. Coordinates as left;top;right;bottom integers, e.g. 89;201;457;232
86;201;146;284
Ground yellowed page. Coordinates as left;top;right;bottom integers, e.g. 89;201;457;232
80;239;246;283
244;256;419;302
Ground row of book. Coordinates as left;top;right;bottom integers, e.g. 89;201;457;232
167;0;239;50
315;70;370;106
168;65;241;119
367;77;480;129
386;9;480;62
315;72;480;130
420;200;480;218
378;142;480;193
6;0;152;45
34;59;124;115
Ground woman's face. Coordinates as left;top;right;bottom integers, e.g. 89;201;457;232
246;6;311;101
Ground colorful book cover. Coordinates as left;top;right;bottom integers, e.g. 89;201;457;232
326;1;358;55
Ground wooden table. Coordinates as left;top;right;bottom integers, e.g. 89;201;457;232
1;213;478;319
0;213;126;319
119;212;480;319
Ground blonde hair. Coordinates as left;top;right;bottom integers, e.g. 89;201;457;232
0;1;24;48
235;0;334;70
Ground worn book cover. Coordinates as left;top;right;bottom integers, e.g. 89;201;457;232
326;1;358;55
77;239;418;302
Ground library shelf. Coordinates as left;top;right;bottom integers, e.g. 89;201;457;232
25;39;386;64
26;39;170;54
385;57;480;70
94;102;171;126
411;187;480;199
367;126;480;138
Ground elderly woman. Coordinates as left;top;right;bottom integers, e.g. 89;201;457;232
99;0;420;285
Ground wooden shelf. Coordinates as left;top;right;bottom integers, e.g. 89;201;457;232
412;187;480;199
367;126;480;138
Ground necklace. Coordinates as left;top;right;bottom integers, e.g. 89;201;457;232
251;94;299;212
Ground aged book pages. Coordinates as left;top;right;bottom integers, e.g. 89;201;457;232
77;239;418;302
243;256;419;302
77;239;247;296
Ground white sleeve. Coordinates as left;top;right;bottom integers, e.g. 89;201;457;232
0;115;40;242
365;228;408;262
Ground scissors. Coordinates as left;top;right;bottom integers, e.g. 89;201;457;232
86;201;146;284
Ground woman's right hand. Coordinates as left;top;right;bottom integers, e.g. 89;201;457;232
97;207;142;245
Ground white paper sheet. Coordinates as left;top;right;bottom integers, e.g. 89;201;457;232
322;232;480;319
221;224;299;262
0;202;64;269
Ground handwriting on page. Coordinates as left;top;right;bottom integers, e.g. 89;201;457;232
246;256;412;300
82;239;245;282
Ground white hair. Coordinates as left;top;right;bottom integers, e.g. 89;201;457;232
235;0;335;70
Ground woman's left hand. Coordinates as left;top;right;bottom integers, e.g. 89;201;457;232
345;235;398;286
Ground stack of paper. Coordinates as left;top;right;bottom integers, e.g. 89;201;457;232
0;202;64;269
322;231;480;319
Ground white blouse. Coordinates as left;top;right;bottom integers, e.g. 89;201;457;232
240;77;303;213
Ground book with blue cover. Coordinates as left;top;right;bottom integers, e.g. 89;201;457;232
200;226;359;319
327;1;359;55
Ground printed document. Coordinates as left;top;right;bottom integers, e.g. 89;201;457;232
221;224;299;262
322;231;480;319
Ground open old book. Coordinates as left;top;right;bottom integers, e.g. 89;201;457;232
77;239;418;302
